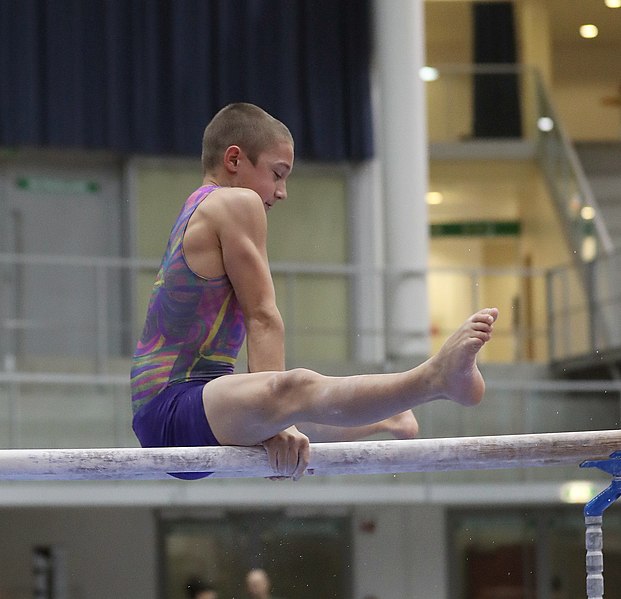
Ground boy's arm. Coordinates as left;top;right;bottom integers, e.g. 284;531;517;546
216;188;309;478
217;188;285;372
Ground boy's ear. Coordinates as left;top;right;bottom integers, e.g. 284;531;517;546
224;145;241;172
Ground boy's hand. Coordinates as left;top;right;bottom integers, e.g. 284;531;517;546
262;426;310;481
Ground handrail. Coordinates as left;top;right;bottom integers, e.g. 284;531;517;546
1;250;620;365
0;252;160;269
532;69;614;256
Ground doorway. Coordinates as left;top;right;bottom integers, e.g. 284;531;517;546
0;154;127;371
449;508;621;599
159;510;352;599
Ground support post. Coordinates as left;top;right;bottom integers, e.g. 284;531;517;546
580;453;621;599
373;0;430;360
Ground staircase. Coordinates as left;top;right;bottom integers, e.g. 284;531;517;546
549;142;621;378
574;142;621;250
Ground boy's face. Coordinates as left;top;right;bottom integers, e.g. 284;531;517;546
236;140;294;212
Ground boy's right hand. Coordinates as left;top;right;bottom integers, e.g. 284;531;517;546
261;426;310;481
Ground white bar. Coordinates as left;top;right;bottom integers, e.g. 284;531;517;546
0;430;619;481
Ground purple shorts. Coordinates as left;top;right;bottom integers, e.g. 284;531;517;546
132;380;221;480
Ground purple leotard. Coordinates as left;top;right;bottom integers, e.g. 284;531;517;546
130;185;246;476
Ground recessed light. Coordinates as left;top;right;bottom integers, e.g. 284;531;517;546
580;24;599;38
605;0;621;8
420;66;439;82
426;191;444;205
582;235;597;262
581;206;596;220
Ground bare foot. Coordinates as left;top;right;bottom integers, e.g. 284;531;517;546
383;410;420;439
426;308;499;406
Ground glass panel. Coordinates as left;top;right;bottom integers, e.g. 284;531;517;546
450;509;621;599
0;374;618;485
534;73;611;261
593;252;621;349
161;512;351;599
391;383;619;485
545;251;621;362
135;163;202;260
0;380;134;449
274;272;350;365
267;172;348;264
451;511;537;599
428;267;549;363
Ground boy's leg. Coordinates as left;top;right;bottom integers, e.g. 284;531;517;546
296;409;420;442
203;308;498;446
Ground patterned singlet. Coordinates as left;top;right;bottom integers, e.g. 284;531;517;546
130;185;246;415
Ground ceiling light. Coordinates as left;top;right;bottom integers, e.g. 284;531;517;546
560;481;598;504
426;191;444;205
580;24;599;38
582;235;598;262
605;0;621;8
419;66;439;82
537;117;554;132
581;206;596;220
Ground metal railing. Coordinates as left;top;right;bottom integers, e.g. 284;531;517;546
547;249;621;363
0;371;619;486
1;251;620;371
533;70;614;259
0;251;620;483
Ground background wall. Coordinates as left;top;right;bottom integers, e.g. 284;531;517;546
354;505;448;599
552;42;621;141
132;162;351;365
0;505;450;599
427;159;572;362
0;508;157;599
268;170;350;363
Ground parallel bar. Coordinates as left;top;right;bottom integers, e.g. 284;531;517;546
0;430;620;481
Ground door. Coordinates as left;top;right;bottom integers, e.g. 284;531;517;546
0;157;126;371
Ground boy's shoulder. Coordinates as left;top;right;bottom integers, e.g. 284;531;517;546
198;186;264;219
191;186;266;235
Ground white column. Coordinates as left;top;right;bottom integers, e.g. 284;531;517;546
348;160;386;365
373;0;430;360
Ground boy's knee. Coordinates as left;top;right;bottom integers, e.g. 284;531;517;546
272;368;322;395
253;368;327;426
267;369;323;416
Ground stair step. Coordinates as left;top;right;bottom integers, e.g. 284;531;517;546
588;176;621;197
575;142;621;175
592;197;621;206
574;143;621;250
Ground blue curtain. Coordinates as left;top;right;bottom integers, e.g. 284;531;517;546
0;0;373;161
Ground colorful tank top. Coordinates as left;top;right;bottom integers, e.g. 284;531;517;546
130;185;246;414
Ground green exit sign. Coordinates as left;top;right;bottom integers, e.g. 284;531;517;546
431;221;521;237
15;176;100;194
